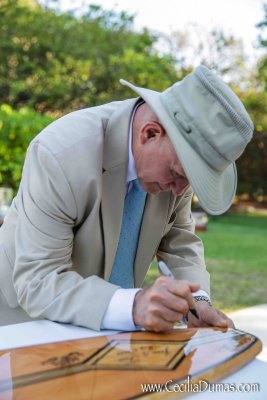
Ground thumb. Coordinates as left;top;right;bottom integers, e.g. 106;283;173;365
207;309;228;327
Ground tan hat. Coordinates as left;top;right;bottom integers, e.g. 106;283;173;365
120;65;254;215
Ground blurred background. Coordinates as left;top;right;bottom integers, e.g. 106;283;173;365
0;0;266;312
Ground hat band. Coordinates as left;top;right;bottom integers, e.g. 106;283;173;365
160;88;231;172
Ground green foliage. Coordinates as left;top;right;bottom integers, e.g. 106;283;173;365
256;3;267;90
236;134;267;198
0;0;178;112
0;104;54;191
235;4;267;198
234;85;267;197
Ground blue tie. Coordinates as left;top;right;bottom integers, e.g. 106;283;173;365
109;179;147;288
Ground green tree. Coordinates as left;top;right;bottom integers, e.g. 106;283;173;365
256;2;267;90
0;0;178;113
237;3;267;199
0;104;54;191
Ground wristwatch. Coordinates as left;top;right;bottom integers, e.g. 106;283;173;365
194;295;212;306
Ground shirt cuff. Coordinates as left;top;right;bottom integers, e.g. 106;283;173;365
192;289;211;301
101;288;142;331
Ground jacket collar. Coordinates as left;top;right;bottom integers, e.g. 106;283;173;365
103;98;139;171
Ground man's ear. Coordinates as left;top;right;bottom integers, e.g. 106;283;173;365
140;121;166;144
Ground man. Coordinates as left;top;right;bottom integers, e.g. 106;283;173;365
0;65;253;331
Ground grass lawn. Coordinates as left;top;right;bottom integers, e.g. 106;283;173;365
143;213;267;313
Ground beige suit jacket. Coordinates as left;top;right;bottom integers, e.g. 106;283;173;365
0;98;209;330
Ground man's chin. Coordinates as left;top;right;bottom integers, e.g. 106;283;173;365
146;185;164;195
149;189;161;195
139;181;167;195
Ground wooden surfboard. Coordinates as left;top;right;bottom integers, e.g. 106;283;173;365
0;327;262;399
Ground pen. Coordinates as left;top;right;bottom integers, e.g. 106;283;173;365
158;261;199;320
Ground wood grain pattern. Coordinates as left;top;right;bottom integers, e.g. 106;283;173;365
0;327;262;399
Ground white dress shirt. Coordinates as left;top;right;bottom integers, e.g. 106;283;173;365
101;102;210;330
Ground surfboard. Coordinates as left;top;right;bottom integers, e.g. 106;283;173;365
0;327;262;399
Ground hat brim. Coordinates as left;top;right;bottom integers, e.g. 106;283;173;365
120;79;237;215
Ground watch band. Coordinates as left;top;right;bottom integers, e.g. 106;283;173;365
194;295;212;306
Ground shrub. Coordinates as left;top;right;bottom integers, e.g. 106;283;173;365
0;104;54;192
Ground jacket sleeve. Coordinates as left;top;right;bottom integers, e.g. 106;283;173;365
13;141;119;330
156;190;210;294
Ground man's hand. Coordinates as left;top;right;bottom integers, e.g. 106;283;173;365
187;300;235;328
133;276;200;332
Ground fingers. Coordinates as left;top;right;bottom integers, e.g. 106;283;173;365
216;310;235;328
133;290;174;332
148;302;184;324
133;276;199;332
150;276;199;316
206;309;229;328
164;278;200;311
143;316;174;333
144;305;185;332
187;319;210;328
149;291;190;315
227;318;235;329
187;301;235;329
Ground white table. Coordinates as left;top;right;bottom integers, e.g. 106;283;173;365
0;320;266;399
